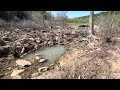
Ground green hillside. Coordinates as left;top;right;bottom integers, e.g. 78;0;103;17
68;11;120;26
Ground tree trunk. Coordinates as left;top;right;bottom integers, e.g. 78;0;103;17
89;11;94;35
50;11;53;29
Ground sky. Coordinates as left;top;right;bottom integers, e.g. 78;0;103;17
51;11;103;18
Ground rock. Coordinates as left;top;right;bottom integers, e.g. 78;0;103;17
36;40;40;43
0;45;12;58
49;64;54;69
41;30;47;33
0;73;4;78
21;47;25;54
71;30;76;34
78;75;81;79
20;53;27;58
24;43;35;53
15;42;21;47
22;38;28;44
11;69;24;77
35;54;39;56
0;39;6;46
35;38;40;43
5;71;12;76
31;73;39;78
2;36;12;42
34;43;38;50
38;67;48;72
12;47;22;58
33;56;41;62
12;75;21;79
34;56;40;60
15;29;20;31
16;59;31;67
88;42;96;49
28;38;34;42
39;59;47;63
8;54;15;59
50;64;54;67
6;67;12;71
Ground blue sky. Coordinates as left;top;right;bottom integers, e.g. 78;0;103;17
51;11;103;18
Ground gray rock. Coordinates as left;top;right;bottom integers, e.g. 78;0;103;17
24;43;35;53
0;45;12;58
12;47;22;58
2;36;12;42
0;39;6;46
28;38;35;42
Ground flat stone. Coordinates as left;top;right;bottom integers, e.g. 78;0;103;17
12;75;21;79
38;67;48;72
33;56;40;61
50;64;54;67
29;38;34;41
31;73;39;78
35;54;39;56
16;59;31;67
11;69;25;77
15;29;20;31
39;59;47;63
6;67;12;71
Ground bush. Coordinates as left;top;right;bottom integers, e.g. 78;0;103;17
0;11;30;21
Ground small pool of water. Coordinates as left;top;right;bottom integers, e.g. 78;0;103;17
20;45;68;66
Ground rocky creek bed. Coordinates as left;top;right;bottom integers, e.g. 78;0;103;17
0;26;91;79
1;26;120;79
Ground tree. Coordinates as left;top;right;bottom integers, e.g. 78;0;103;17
50;11;53;29
89;11;94;36
55;11;68;28
88;11;100;41
0;11;30;22
40;11;46;28
30;11;54;28
40;11;54;28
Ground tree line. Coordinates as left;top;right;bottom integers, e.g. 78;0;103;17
0;11;68;28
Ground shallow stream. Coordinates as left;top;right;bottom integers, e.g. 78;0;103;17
20;45;68;66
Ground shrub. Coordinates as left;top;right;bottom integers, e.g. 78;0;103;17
0;11;30;21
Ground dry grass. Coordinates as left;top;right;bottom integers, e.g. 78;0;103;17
32;47;112;79
0;20;42;29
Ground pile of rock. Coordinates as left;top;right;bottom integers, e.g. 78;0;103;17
10;54;49;79
0;27;89;58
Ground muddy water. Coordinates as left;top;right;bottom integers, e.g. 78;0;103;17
20;45;68;66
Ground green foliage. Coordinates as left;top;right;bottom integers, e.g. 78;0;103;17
0;11;30;21
68;16;89;25
31;11;54;21
67;11;120;27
